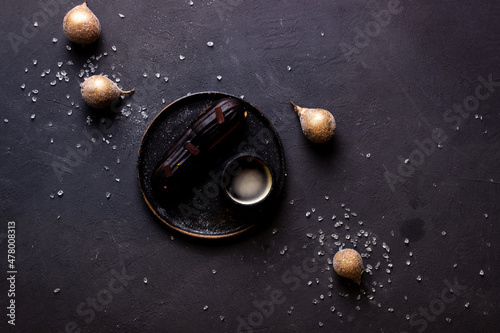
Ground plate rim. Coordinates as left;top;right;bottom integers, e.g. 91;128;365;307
137;91;286;239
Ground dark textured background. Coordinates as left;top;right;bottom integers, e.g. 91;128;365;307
1;0;499;332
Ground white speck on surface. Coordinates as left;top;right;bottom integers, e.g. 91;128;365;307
33;59;37;65
305;212;311;217
66;45;71;51
54;288;60;293
217;75;222;81
119;13;125;18
441;231;447;236
272;228;278;235
479;270;484;276
4;119;8;123
446;318;452;323
484;213;488;218
155;73;161;78
31;114;36;120
106;192;111;199
287;65;291;71
189;0;194;5
207;41;214;47
142;72;148;78
112;45;117;52
203;305;208;311
416;275;422;281
404;238;409;244
50;80;56;86
164;77;169;82
143;277;148;284
57;190;64;197
52;38;58;43
366;153;371;158
179;55;185;60
34;22;38;27
404;158;410;164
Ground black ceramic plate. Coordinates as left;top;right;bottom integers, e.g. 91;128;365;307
137;92;286;239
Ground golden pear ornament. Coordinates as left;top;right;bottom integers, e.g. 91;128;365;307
291;101;336;143
63;2;101;44
81;75;134;109
333;248;363;284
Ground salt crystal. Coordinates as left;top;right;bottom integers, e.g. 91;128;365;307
33;59;38;65
479;270;484;276
66;45;71;50
3;119;8;123
287;65;291;71
34;22;38;27
52;38;58;43
119;13;125;18
207;41;214;47
31;114;36;120
164;77;169;82
57;190;64;197
106;192;111;199
112;45;117;51
179;55;185;60
203;305;208;311
155;73;161;78
217;75;222;81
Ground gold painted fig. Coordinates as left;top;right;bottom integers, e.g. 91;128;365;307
81;75;134;109
333;248;363;284
291;101;336;143
63;2;101;44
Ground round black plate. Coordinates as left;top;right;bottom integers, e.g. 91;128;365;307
137;92;286;239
